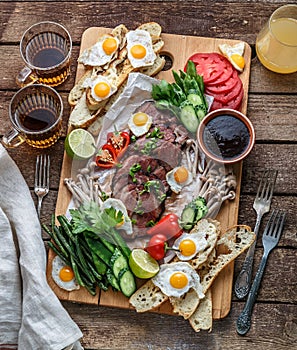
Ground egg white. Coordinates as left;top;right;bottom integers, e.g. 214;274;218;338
83;74;117;102
219;42;245;72
173;232;208;261
101;198;133;236
128;112;152;137
78;35;120;67
152;262;204;298
51;255;80;292
166;166;193;194
126;30;156;68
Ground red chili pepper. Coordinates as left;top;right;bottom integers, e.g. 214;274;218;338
145;233;169;260
106;131;130;159
147;213;183;239
95;144;117;169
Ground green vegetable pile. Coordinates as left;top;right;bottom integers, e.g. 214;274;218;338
179;196;208;230
151;60;208;133
43;201;136;297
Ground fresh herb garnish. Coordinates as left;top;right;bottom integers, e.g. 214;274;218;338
129;163;142;183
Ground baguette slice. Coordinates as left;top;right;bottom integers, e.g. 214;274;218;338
199;225;255;294
170;289;200;319
129;280;168;313
68;91;96;128
137;22;162;42
189;290;213;332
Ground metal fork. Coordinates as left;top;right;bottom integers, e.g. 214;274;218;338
234;169;278;299
34;154;50;218
236;210;286;335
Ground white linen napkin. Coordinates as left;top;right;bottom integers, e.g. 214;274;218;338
0;144;83;350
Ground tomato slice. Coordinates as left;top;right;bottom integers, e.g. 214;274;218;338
210;84;244;111
205;70;239;94
187;53;227;84
206;61;234;86
210;78;243;104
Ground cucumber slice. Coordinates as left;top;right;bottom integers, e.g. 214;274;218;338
110;248;129;279
106;268;120;291
180;206;197;230
187;93;203;107
180;105;199;133
118;268;137;297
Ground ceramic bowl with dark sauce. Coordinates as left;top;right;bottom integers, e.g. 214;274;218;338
197;109;255;164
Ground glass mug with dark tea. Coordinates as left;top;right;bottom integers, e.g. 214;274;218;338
2;84;63;149
16;21;72;87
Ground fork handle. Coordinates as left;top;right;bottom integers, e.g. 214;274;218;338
37;197;43;218
236;253;268;335
234;213;263;299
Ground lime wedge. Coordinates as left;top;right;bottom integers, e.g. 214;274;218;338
65;128;96;160
129;249;160;279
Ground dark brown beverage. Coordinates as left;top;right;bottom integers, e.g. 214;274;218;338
32;47;65;68
18;108;57;132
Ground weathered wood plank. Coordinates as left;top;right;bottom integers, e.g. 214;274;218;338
61;301;297;350
0;1;288;44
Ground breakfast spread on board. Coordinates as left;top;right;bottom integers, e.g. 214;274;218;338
46;22;255;332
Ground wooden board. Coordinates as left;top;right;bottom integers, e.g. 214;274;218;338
47;27;251;319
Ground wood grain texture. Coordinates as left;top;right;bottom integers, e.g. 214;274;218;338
0;1;296;349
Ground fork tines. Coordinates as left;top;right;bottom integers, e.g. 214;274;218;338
257;169;278;201
263;209;286;242
35;154;50;188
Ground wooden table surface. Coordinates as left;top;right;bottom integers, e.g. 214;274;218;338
1;1;296;349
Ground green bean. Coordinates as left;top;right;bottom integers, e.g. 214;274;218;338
47;241;69;264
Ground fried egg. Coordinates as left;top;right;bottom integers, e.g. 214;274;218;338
52;255;80;291
101;198;133;236
126;30;156;68
128;112;152;137
152;262;204;298
173;232;208;261
78;35;120;67
219;42;245;72
83;73;117;102
166;166;193;194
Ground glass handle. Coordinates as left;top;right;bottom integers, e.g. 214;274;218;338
2;129;25;148
16;66;38;87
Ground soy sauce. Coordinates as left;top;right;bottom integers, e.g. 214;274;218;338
203;114;250;160
17;109;57;132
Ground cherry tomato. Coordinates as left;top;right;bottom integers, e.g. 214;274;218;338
147;213;183;239
145;234;168;260
95;144;117;168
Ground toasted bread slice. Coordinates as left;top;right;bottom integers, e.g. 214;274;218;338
189;290;213;332
68;91;96;128
129;280;168;313
137;22;162;42
170;289;200;319
68;69;93;107
199;225;255;294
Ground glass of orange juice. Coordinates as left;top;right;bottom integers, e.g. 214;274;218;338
256;4;297;74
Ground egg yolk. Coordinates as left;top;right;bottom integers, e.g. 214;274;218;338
102;37;118;55
59;266;74;282
170;272;188;289
179;239;197;257
132;112;149;126
94;81;111;99
231;54;245;69
130;44;147;59
174;166;189;184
